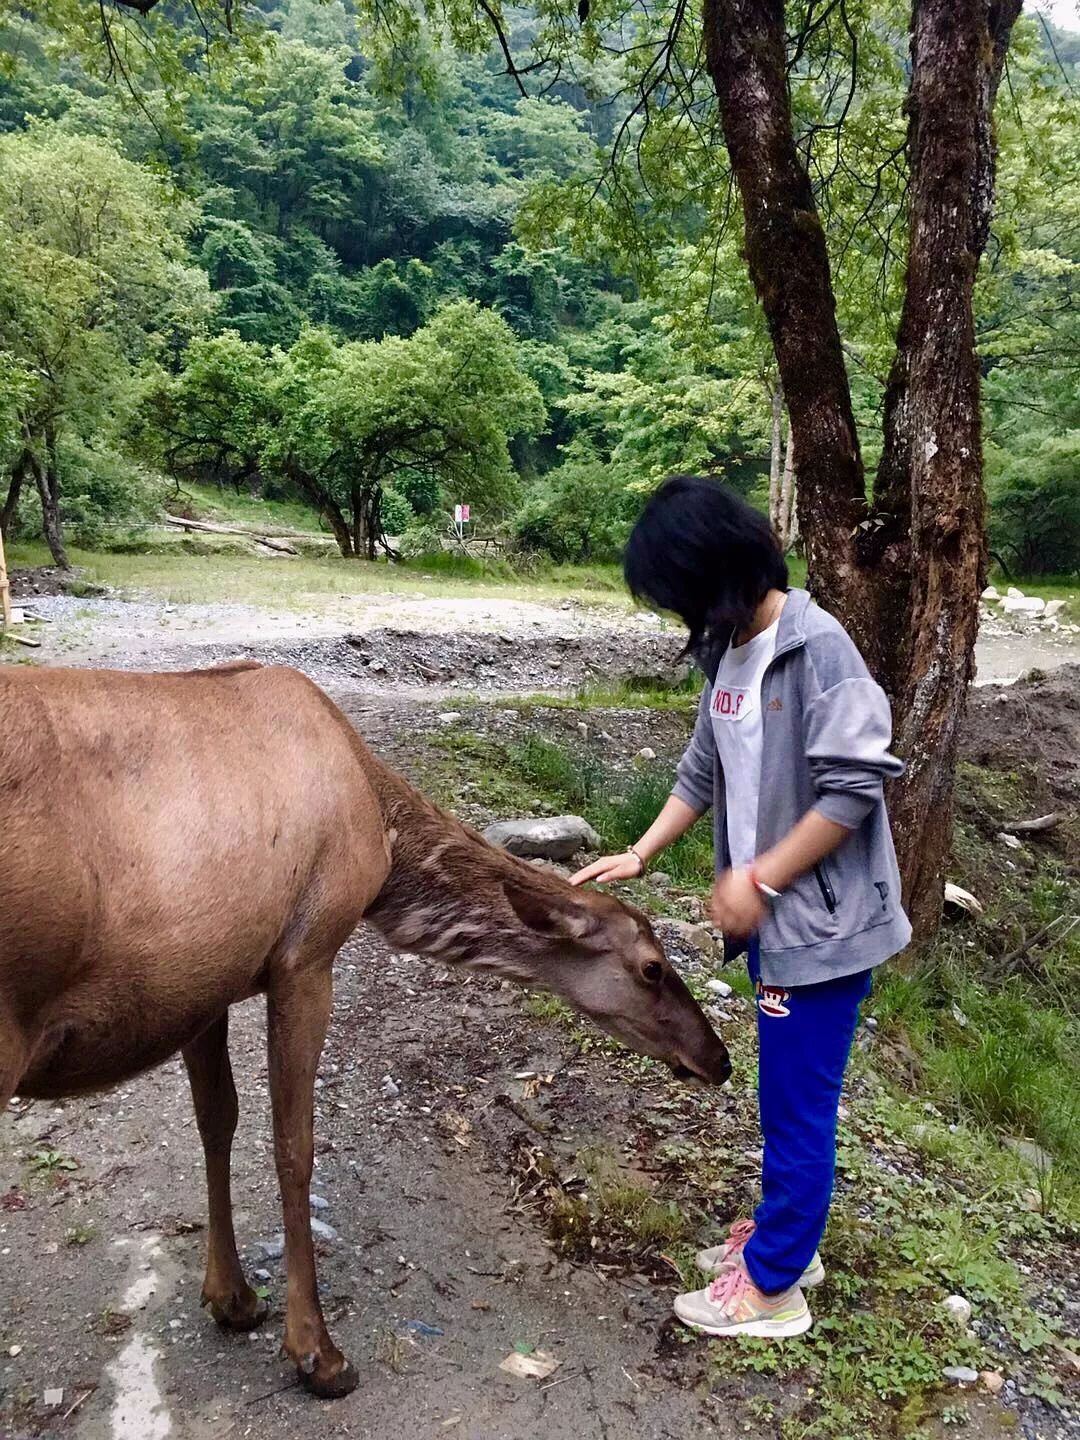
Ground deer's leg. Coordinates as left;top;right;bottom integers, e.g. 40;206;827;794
183;1012;268;1332
267;957;356;1398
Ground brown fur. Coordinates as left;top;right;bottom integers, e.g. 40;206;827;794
0;662;728;1397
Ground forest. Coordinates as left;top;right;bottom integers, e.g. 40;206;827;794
0;0;1078;574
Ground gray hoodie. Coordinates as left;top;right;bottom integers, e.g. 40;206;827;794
672;588;911;986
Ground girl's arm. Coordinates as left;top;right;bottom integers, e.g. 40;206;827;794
569;794;702;885
710;811;849;936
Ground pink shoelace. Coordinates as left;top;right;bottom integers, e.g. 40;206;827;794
708;1263;750;1311
724;1219;756;1253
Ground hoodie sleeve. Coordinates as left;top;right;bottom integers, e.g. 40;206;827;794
803;675;905;829
671;680;715;815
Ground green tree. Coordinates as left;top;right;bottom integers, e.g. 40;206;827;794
0;125;210;563
267;300;545;557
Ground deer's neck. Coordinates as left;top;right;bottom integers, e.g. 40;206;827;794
360;752;538;981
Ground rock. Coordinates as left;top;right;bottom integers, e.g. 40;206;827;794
576;722;589;739
309;1194;329;1212
437;712;462;726
499;633;514;644
635;747;657;762
664;919;717;956
943;1366;979;1385
997;832;1023;850
864;1015;878;1031
1044;599;1066;618
255;1235;286;1262
943;1295;972;1325
981;585;1001;601
483;815;602;862
1003;1136;1053;1172
1006;586;1024;599
648;871;672;889
253;1268;272;1283
380;1076;401;1100
368;658;387;672
707;978;733;999
309;1217;338;1243
981;1370;1005;1395
1001;595;1045;615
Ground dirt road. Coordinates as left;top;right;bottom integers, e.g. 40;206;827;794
12;588;1080;687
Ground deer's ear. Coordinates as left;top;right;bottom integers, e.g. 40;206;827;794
502;881;600;940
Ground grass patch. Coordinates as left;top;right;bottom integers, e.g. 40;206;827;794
509;733;714;888
6;542;635;612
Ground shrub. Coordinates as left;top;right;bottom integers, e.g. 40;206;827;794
513;457;640;564
988;432;1080;575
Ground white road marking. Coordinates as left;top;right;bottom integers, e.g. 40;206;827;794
107;1334;172;1440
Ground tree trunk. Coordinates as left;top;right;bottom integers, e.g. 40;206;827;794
768;382;783;534
702;0;873;659
702;0;1021;942
876;0;1022;939
779;424;796;551
30;442;69;570
1;454;27;540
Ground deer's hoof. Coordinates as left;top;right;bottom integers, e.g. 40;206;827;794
297;1354;359;1399
204;1287;270;1332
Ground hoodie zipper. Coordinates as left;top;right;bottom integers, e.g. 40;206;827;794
814;864;838;914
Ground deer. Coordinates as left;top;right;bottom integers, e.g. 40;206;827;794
0;661;730;1398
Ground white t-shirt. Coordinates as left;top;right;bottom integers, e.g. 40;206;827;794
709;616;780;869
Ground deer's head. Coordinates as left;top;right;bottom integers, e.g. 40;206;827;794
494;877;731;1085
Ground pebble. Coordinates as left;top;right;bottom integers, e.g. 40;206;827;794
864;1016;878;1031
635;747;657;761
943;1365;979;1385
706;978;733;999
943;1294;972;1324
380;1076;401;1099
256;1236;285;1261
310;1194;330;1212
309;1218;338;1243
437;712;462;725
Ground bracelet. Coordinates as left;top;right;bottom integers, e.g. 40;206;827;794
627;845;646;876
749;865;782;901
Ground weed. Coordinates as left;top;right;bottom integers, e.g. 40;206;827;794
65;1223;95;1247
28;1150;78;1176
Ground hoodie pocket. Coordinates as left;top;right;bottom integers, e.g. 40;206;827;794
813;863;838;914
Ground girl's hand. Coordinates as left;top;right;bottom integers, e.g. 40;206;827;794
569;852;643;886
709;868;766;939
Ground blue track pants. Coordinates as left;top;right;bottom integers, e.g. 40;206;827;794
741;940;872;1295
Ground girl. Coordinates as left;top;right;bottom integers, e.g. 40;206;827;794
571;475;910;1340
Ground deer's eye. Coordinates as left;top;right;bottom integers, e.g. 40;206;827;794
642;960;664;985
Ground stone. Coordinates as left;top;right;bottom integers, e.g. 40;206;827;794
981;1370;1004;1395
648;871;672;889
1003;1136;1053;1172
483;815;602;862
706;978;733;999
309;1194;330;1212
256;1235;285;1262
309;1217;338;1243
380;1076;401;1100
1001;595;1045;615
1044;599;1066;618
664;919;717;957
943;1366;979;1385
981;585;1000;601
942;1295;972;1325
437;712;462;725
1006;586;1024;599
635;747;657;762
368;658;388;673
997;832;1023;850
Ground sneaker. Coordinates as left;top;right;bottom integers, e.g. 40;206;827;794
674;1263;812;1339
695;1219;825;1288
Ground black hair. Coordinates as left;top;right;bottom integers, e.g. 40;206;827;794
623;474;789;655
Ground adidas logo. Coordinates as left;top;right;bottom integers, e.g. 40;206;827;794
767;697;783;712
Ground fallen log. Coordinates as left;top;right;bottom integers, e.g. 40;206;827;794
165;514;300;555
1002;813;1060;834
